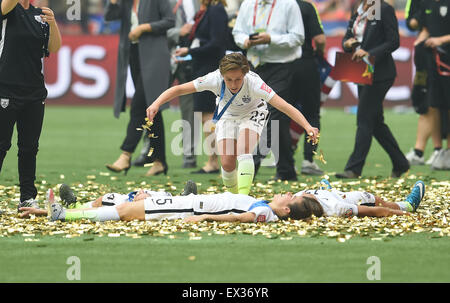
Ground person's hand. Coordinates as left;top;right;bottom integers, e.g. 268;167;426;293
352;49;369;62
129;26;143;41
174;47;189;57
146;103;160;122
18;207;48;218
183;215;207;223
243;38;253;49
133;190;150;202
110;0;118;4
180;23;193;37
40;7;56;26
408;18;419;31
250;32;271;46
344;37;358;50
424;37;443;48
305;126;320;145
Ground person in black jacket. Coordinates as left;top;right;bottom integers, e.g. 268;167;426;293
174;0;229;174
335;0;410;179
291;0;326;176
0;0;61;212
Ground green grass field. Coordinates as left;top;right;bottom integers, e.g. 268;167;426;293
0;106;449;283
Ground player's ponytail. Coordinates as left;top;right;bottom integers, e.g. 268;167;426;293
287;197;324;220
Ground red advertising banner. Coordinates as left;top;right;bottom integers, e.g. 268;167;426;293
43;35;416;107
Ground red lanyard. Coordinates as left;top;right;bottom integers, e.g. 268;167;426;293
252;0;277;28
352;14;367;39
133;0;139;14
173;0;183;14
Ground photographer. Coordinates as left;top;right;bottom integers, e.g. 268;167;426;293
0;0;61;211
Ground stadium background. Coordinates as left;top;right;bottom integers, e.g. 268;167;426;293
39;0;417;108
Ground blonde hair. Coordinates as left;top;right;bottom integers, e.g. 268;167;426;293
219;53;250;76
201;0;228;7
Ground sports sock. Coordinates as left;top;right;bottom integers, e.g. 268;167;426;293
65;206;120;222
222;168;238;194
395;202;413;212
237;154;254;195
414;149;424;157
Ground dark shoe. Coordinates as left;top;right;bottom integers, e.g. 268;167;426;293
182;162;197;169
391;166;409;178
273;173;298;181
106;152;132;175
59;184;77;207
191;168;219;174
335;170;360;179
181;180;197;196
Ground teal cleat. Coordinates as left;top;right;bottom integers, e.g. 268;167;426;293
405;181;425;211
320;179;332;190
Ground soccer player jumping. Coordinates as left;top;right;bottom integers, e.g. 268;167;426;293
146;53;320;195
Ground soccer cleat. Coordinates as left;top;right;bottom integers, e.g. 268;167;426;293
59;184;77;207
49;202;66;221
431;149;450;170
301;160;324;176
17;199;40;212
181;180;197;196
319;179;332;190
405;181;425;211
405;148;424;165
425;149;440;165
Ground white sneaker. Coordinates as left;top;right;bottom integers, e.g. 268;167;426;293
426;149;441;165
301;160;324;176
405;148;425;165
431;149;450;170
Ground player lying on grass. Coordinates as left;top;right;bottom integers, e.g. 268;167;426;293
19;180;425;222
293;180;426;219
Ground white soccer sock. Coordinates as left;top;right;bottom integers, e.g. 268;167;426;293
222;167;238;194
395;202;413;212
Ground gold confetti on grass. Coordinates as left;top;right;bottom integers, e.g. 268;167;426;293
0;178;449;240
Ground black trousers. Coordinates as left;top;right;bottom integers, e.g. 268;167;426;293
344;79;409;175
290;57;321;162
0;98;45;202
253;62;296;178
120;44;166;165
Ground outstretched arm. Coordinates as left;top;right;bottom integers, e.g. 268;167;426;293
184;212;256;223
269;94;319;143
146;82;197;121
357;205;407;217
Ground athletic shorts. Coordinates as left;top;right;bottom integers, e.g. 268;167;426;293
429;68;450;110
331;191;376;218
215;104;269;142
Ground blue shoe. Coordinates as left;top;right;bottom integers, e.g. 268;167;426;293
405;181;425;211
320;179;332;190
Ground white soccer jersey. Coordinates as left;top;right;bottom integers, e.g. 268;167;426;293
101;190;171;206
143;192;279;222
294;189;376;218
193;69;276;118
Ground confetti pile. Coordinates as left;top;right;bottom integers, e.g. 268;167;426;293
0;177;448;241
